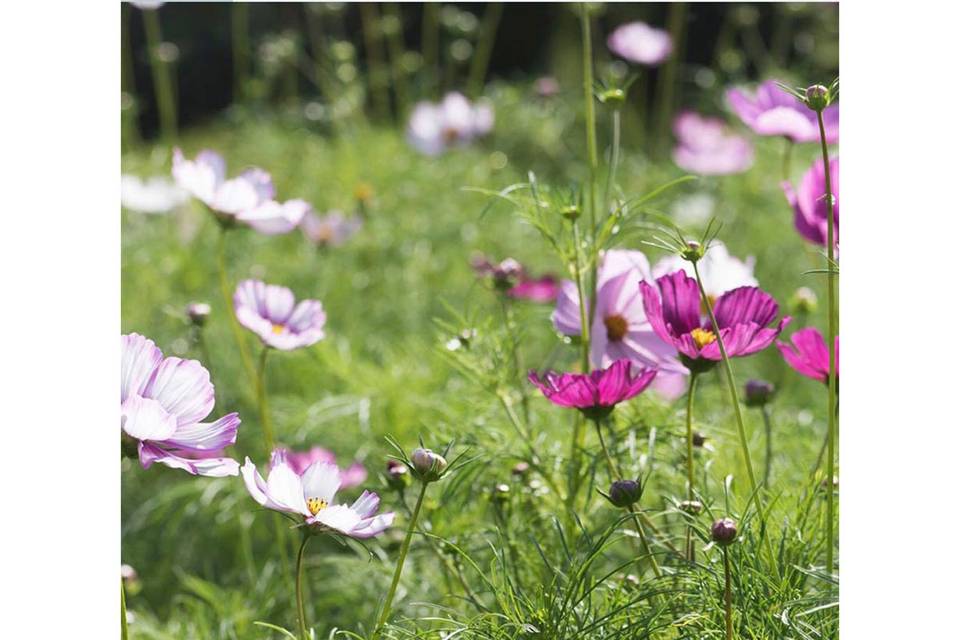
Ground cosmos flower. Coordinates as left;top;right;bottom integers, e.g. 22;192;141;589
242;450;394;538
726;80;839;144
528;359;657;420
508;275;560;303
120;175;188;214
782;156;840;249
671;111;754;176
552;249;689;399
300;209;363;247
776;327;838;385
121;333;240;476
234;280;326;351
279;446;368;488
640;270;790;368
652;241;757;305
407;92;494;156
607;21;672;66
171;148;307;233
471;255;524;289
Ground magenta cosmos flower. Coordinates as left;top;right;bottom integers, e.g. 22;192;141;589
652;241;757;304
672;111;754;176
509;275;560;303
607;21;672;66
777;327;838;385
242;449;394;538
726;80;839;144
279;446;368;488
528;359;657;420
640;270;790;371
234;280;326;350
172;149;309;234
300;209;363;247
553;250;689;399
407;92;494;156
121;333;240;476
782;156;840;249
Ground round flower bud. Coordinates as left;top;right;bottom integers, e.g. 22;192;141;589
411;447;447;483
744;379;775;407
711;518;738;546
492;483;511;502
805;84;830;111
511;461;530;478
680;240;705;263
692;432;707;448
598;88;626;107
608;479;642;508
385;459;411;491
561;204;581;221
186;302;211;327
679;499;703;515
789;287;818;315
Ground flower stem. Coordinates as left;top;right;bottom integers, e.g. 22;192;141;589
360;3;390;122
467;2;503;100
121;578;129;640
141;7;177;142
603;108;622;214
256;347;276;453
375;481;428;636
761;404;773;487
216;227;258;390
295;535;311;640
420;3;439;97
230;2;249;103
580;3;599;237
684;372;699;561
722;546;734;640
816;108;838;574
567;220;592;509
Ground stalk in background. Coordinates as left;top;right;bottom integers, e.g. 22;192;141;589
231;3;250;103
141;6;178;142
467;2;504;99
360;3;391;121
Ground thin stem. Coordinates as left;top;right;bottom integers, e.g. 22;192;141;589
360;3;390;121
383;3;409;117
567;220;592;510
216;228;258;388
375;481;428;636
603;108;621;214
579;4;599;316
231;2;250;103
684;373;699;561
781;138;794;181
142;8;177;142
295;535;311;640
121;578;129;640
654;4;687;153
723;547;734;640
467;2;503;99
816;108;838;574
256;347;276;453
420;3;439;96
761;404;773;487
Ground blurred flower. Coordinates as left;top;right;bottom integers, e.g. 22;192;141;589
776;327;838;385
640;271;789;369
120;175;188;214
242;450;394;538
782;156;839;249
553;250;688;399
726;80;839;144
743;379;775;407
789;287;818;315
121;333;240;476
607;21;672;66
508;275;560;303
670;192;715;227
234;280;326;350
671;111;754;175
237;199;312;236
131;0;164;9
385;458;411;490
300;209;363;247
652;241;757;305
711;517;738;545
528;359;658;421
185;302;211;327
278;446;367;488
407;92;494;156
534;76;560;98
471;254;524;290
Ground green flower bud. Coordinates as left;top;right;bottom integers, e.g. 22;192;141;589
805;84;830;112
411;447;447;483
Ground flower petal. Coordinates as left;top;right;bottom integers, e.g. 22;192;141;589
300;461;341;504
143;357;215;426
121;333;163;403
121;395;177;441
139;442;239;477
162;412;240;452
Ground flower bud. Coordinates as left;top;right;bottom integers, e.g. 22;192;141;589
492;483;511;503
789;287;818;315
711;517;738;546
385;459;411;491
804;84;830;111
692;431;707;448
511;461;530;478
680;240;705;263
679;499;703;515
534;76;560;99
561;204;581;221
411;447;447;483
607;479;642;508
186;302;211;327
744;379;775;407
598;87;626;107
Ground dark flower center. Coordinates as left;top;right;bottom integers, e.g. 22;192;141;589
604;315;629;342
442;127;460;144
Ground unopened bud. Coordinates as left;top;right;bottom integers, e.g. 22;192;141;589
511;461;530;478
411;447;447;483
805;84;830;111
692;432;707;448
186;302;211;327
385;459;411;490
744;379;775;407
607;479;642;508
679;499;703;515
789;287;818;315
561;204;581;221
680;240;705;263
598;88;626;107
711;517;738;546
492;483;511;502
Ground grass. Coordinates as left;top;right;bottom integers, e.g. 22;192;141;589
121;82;838;639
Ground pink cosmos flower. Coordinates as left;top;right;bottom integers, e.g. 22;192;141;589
120;175;188;214
121;333;240;477
528;359;657;420
777;327;838;385
279;446;368;488
508;275;560;303
607;21;672;66
300;209;363;247
726;80;839;144
552;250;688;399
407;92;494;156
241;450;394;538
672;111;754;176
782;156;839;249
640;270;790;369
172;149;307;234
234;280;326;350
652;241;757;304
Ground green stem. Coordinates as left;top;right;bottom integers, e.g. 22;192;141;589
216;227;258;389
375;481;428;636
781;138;794;182
421;3;439;97
142;8;177;142
295;535;311;640
723;546;733;640
684;372;699;561
231;2;250;103
383;3;409;117
568;220;592;509
467;2;503;99
256;347;276;453
579;3;599;251
603;108;621;214
121;578;129;640
360;3;390;121
654;4;687;153
816;108;838;574
761;405;773;487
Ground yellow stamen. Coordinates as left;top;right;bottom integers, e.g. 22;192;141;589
691;327;717;349
307;497;328;516
271;324;285;335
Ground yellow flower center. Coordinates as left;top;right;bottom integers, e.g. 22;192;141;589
691;327;717;349
603;314;629;342
307;497;328;516
271;324;285;335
